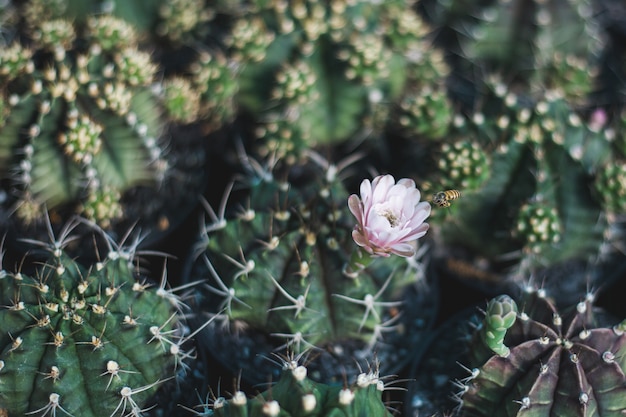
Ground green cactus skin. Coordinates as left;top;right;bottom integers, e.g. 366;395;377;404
0;15;189;229
0;221;189;417
188;153;433;383
193;359;392;417
226;0;448;158
459;288;626;417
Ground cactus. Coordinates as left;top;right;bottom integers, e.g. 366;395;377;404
225;0;448;159
0;14;207;233
0;220;190;417
409;0;623;289
458;288;626;416
187;152;434;384
420;76;623;301
207;358;392;417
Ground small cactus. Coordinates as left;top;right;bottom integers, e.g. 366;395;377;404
458;288;626;416
188;153;434;383
0;221;189;417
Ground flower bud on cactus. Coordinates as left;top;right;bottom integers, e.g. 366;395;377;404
0;223;188;417
459;288;626;416
209;359;392;417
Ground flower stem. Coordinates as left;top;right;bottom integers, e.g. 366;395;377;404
342;248;376;278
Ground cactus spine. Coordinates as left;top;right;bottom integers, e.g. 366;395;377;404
204;358;392;417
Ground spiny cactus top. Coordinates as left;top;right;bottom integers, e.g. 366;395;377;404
190;153;432;382
458;288;626;417
202;357;393;417
0;15;175;228
0;222;188;417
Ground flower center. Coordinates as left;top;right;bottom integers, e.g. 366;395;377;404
375;206;399;227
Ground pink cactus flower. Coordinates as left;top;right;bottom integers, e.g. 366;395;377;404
348;175;431;258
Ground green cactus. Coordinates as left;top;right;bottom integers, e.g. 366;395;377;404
188;153;433;383
181;357;392;417
206;359;392;417
184;49;239;130
424;77;620;298
225;0;448;158
0;14;200;229
459;288;626;416
0;220;189;417
414;0;621;287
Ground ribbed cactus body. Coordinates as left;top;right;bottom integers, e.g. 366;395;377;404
417;0;622;289
460;289;626;416
191;157;431;383
211;360;392;417
0;232;184;416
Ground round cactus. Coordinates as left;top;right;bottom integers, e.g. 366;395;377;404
0;13;208;244
0;221;189;417
196;358;393;417
187;153;435;384
458;288;626;416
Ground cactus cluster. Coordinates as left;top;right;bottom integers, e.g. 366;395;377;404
187;357;393;417
188;152;434;383
458;288;626;416
225;0;448;159
0;221;189;417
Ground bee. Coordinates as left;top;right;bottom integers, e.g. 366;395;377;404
432;190;461;208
